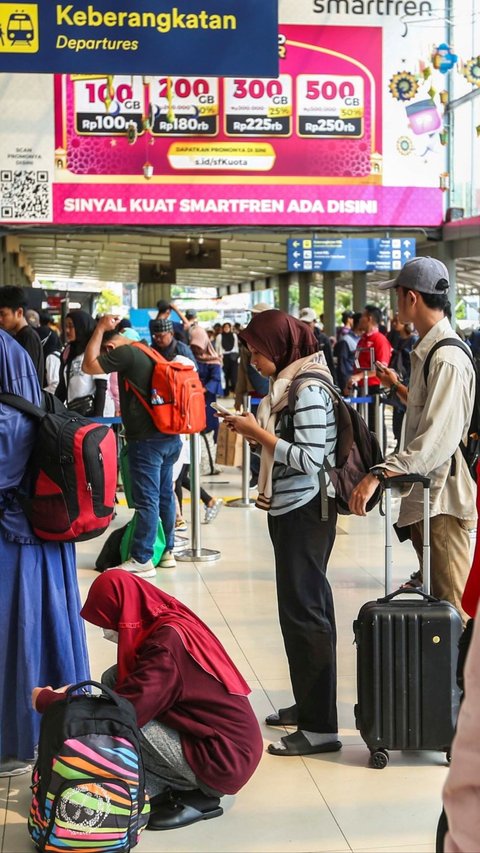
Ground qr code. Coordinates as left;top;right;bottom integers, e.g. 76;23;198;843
1;170;51;221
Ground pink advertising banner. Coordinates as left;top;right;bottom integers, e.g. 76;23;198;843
54;183;441;227
6;22;444;226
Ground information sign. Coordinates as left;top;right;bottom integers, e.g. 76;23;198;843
0;1;279;77
287;238;417;272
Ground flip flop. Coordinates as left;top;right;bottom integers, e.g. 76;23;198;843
265;705;298;727
267;730;342;756
147;789;223;831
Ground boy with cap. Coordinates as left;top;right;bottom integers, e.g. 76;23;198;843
349;257;476;617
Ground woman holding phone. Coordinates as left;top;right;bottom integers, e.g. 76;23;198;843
223;310;341;757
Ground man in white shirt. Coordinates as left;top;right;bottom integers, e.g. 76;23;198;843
349;257;476;617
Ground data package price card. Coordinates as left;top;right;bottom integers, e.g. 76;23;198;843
74;76;145;136
297;75;364;139
224;76;292;137
150;77;219;137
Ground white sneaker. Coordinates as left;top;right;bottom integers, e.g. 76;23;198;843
204;498;223;524
115;557;156;578
0;759;32;777
173;535;188;554
159;550;176;569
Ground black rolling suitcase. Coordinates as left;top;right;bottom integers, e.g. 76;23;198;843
353;474;463;768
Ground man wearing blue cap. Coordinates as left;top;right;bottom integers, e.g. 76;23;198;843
349;257;476;617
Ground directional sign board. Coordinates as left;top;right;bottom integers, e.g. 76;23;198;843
0;1;279;77
287;238;416;272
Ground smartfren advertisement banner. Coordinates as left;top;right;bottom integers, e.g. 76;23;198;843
0;1;278;76
0;0;457;228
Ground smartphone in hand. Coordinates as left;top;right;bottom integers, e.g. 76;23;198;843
210;401;231;417
375;361;386;373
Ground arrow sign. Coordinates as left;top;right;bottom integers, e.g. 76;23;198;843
287;237;416;272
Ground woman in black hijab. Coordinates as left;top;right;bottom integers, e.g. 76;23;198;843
56;310;111;417
216;322;239;397
223;310;341;757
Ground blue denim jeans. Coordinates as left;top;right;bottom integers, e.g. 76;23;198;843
127;435;182;562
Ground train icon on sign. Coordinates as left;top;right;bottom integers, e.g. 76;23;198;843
7;11;34;43
0;4;39;52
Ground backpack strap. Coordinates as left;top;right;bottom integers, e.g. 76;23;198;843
423;337;477;475
287;371;338;522
123;342;167;417
423;337;474;385
131;340;167;364
0;392;45;420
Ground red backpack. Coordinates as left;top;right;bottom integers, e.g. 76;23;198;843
126;342;206;435
0;392;117;541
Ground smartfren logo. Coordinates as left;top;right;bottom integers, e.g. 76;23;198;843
0;4;39;52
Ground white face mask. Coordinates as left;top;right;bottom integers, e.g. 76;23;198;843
102;629;119;644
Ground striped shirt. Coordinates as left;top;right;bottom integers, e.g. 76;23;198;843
269;382;337;516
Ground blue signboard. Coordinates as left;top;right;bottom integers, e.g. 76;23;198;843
287;238;416;273
0;1;279;76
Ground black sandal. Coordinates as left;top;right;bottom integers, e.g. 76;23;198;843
148;789;223;831
265;704;298;727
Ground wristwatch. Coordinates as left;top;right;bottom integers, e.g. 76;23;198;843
370;467;388;483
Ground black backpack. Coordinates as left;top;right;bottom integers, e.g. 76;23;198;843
285;373;383;515
423;338;480;480
28;681;150;852
0;391;117;541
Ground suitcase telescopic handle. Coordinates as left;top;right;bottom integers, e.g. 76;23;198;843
383;474;431;489
383;474;431;596
378;587;438;604
65;680;121;706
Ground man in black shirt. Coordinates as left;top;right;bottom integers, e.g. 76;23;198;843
0;286;44;386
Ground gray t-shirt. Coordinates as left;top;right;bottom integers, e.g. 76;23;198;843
98;345;158;441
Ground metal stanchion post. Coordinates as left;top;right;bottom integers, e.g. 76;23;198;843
226;394;256;508
374;393;384;456
176;433;220;562
361;370;369;423
350;383;358;409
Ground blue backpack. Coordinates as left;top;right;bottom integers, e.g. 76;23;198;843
247;361;270;397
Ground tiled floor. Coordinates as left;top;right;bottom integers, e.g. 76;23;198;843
0;469;452;853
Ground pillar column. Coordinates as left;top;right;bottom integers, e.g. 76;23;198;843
138;283;173;308
440;254;456;325
419;243;456;327
352;271;367;312
389;286;397;315
323;272;336;337
299;272;311;310
278;273;290;313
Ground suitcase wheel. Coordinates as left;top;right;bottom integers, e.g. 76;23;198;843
446;749;452;764
370;749;389;769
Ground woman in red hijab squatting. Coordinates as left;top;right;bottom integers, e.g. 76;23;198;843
33;571;263;831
